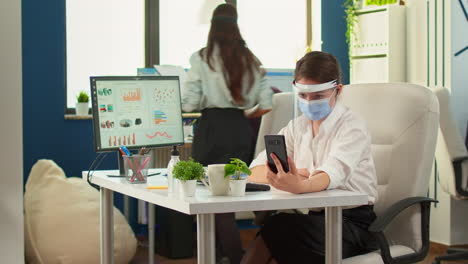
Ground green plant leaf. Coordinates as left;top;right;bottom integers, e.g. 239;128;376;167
77;91;89;103
230;158;241;164
343;0;357;68
225;158;251;178
173;159;204;181
224;164;236;178
240;166;251;176
230;158;247;168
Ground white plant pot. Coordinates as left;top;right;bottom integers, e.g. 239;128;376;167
229;179;247;197
179;179;197;197
75;102;89;116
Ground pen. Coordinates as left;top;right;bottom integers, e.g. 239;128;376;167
146;185;168;190
118;147;127;156
138;147;150;155
120;145;131;156
107;172;159;178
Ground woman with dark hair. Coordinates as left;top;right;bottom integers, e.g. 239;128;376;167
182;3;273;264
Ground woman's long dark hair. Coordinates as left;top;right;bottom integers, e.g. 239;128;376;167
200;3;263;105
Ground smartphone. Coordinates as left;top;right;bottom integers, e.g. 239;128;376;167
264;135;289;173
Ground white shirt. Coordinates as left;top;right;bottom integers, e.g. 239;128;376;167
250;103;378;204
182;49;273;112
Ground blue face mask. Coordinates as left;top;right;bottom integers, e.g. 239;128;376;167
298;91;335;121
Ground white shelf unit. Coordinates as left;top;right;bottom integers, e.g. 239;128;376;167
350;5;406;84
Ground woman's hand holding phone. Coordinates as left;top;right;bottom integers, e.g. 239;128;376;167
266;154;306;194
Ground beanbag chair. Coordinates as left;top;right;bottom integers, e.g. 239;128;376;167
24;159;137;264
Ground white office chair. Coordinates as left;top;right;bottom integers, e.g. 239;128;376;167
341;83;439;264
432;87;468;264
254;93;296;157
255;83;440;264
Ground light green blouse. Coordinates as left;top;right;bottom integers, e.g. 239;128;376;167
181;50;273;112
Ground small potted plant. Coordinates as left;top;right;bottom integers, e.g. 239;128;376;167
172;159;204;197
224;158;251;197
76;91;90;116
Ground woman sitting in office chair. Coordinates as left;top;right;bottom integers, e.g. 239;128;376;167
242;51;379;264
182;3;273;264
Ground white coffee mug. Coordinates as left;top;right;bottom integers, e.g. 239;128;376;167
201;164;230;196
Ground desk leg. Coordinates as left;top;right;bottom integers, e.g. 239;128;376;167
100;187;114;264
124;195;130;220
197;214;215;264
325;206;342;264
148;203;155;264
138;200;146;224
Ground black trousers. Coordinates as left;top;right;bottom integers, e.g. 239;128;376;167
192;108;254;264
260;205;378;264
192;108;254;166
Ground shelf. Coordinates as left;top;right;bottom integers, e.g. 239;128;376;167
64;113;201;120
182;113;201;118
350;5;406;83
64;114;92;120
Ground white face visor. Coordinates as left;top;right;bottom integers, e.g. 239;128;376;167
291;79;338;124
292;79;338;93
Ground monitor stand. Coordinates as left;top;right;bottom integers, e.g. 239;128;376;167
117;151;126;176
117;151;130;220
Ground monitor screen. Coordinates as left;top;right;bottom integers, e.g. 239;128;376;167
90;76;184;152
265;69;294;92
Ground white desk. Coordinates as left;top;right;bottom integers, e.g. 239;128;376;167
86;169;368;264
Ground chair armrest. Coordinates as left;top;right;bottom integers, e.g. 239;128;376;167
452;156;468;163
453;156;468;197
369;197;437;232
369;197;437;264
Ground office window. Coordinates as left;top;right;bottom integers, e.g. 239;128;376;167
159;1;321;69
159;1;214;67
237;0;321;69
66;0;145;109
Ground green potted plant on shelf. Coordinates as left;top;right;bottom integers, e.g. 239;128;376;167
224;158;252;196
173;159;204;197
365;0;399;6
76;91;90;116
345;0;359;68
345;0;402;67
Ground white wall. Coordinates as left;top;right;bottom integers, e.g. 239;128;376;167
406;0;428;86
0;0;24;262
429;168;452;244
450;0;468;138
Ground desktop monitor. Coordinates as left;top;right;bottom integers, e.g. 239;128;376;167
90;76;184;152
265;69;294;92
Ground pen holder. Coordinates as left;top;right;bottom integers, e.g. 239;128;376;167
123;155;150;184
